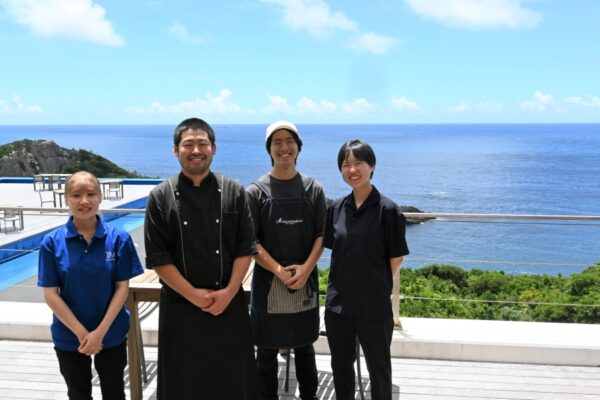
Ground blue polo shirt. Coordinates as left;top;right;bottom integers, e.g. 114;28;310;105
38;216;144;352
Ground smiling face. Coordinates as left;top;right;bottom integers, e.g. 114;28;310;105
341;151;375;191
65;173;102;222
269;129;299;168
174;128;216;179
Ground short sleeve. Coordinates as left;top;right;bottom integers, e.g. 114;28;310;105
311;181;327;238
245;183;263;240
144;188;176;268
37;235;59;287
323;204;334;249
234;183;258;257
115;231;144;281
384;204;409;259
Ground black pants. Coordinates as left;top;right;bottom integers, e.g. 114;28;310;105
325;310;393;400
54;341;127;400
257;344;318;400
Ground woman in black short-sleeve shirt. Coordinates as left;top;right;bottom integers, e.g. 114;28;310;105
323;140;409;400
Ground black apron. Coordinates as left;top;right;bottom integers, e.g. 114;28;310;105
250;177;320;348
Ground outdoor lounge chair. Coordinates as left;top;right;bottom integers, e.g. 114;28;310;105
0;209;24;233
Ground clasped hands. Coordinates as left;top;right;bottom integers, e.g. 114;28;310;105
77;329;104;356
189;287;235;316
276;263;310;290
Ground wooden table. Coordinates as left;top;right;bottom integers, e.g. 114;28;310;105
126;270;161;400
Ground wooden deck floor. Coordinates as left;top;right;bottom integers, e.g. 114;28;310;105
1;340;598;400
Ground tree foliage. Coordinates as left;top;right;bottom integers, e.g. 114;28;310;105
317;263;600;324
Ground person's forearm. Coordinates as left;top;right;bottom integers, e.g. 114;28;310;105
43;288;87;341
94;281;129;337
226;255;252;292
303;236;324;271
390;256;404;276
284;237;324;290
253;244;288;280
155;264;218;309
153;264;198;300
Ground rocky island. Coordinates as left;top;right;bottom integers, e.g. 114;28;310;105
0;139;144;178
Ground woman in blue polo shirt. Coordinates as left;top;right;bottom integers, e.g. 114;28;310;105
323;140;409;400
38;171;143;400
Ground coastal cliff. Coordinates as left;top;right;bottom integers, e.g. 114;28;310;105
0;139;143;178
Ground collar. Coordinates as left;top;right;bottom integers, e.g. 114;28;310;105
344;185;381;211
178;171;215;189
64;215;107;239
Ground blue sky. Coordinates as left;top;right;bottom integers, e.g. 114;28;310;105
0;0;599;124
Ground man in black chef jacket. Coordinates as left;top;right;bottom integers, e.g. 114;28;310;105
144;117;259;400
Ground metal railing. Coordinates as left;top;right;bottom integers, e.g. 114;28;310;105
2;207;599;326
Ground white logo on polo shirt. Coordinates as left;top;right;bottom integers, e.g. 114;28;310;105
106;251;116;261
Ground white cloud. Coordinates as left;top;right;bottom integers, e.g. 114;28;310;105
169;22;204;45
341;98;377;114
405;0;541;29
521;91;555;111
320;99;337;113
296;97;320;113
127;90;244;115
261;0;357;37
446;101;506;113
263;95;378;115
262;0;398;55
449;102;471;113
264;95;338;114
0;0;124;46
0;95;43;114
476;101;504;112
349;32;398;55
391;96;420;112
565;95;600;109
296;96;338;113
262;94;293;114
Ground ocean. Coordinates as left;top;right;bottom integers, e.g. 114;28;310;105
1;124;599;275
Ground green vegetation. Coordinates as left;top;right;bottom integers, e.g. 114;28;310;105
318;263;600;324
61;149;144;178
0;142;15;157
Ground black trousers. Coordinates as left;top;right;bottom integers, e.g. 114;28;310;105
256;344;318;400
54;341;127;400
325;310;393;400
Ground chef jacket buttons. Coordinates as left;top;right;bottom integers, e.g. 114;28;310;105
216;250;220;254
215;219;219;223
183;221;188;225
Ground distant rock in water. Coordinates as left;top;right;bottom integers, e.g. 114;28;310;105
325;198;430;224
0;139;145;178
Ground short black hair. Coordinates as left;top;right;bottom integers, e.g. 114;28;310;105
173;118;216;146
266;129;303;166
337;139;376;178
